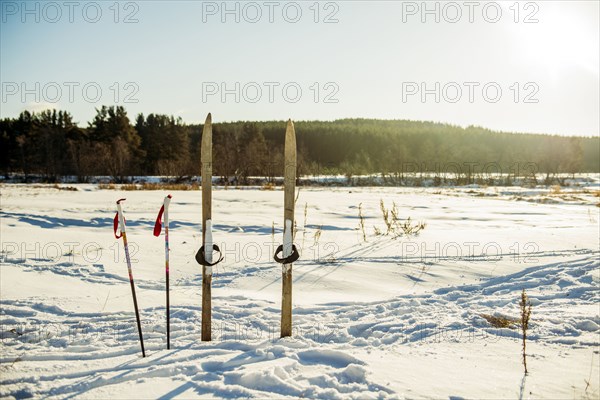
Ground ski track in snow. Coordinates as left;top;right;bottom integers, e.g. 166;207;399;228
0;184;599;398
1;253;598;398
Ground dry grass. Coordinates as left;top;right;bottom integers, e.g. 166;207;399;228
562;189;599;196
313;225;322;247
398;216;426;236
380;199;426;238
261;182;276;191
98;183;116;190
120;184;139;191
52;184;78;191
480;313;520;329
520;289;533;374
98;182;199;191
358;202;367;242
550;185;562;195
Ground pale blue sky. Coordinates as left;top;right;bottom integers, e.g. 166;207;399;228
1;1;598;136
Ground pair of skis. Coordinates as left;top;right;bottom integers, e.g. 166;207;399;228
196;113;299;340
114;114;298;357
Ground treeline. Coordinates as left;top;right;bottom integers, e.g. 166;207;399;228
0;106;598;183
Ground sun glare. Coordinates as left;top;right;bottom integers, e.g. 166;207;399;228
510;2;599;78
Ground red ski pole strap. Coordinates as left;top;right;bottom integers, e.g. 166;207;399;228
153;205;165;237
114;212;122;239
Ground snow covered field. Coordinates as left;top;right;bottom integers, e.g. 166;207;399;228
1;183;599;399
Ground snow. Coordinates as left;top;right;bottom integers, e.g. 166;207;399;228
0;183;599;399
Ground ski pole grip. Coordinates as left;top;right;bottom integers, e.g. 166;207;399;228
153;194;172;237
114;198;127;238
273;244;300;264
113;213;122;238
163;194;172;228
196;244;224;266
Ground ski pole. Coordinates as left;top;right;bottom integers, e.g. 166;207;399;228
114;198;146;357
154;194;172;349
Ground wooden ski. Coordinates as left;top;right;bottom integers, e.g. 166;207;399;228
201;113;214;341
195;113;223;341
280;119;297;337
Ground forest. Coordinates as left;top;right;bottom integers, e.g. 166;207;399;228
0;106;598;184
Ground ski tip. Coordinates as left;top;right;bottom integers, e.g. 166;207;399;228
205;113;212;124
116;198;126;204
287;119;294;127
